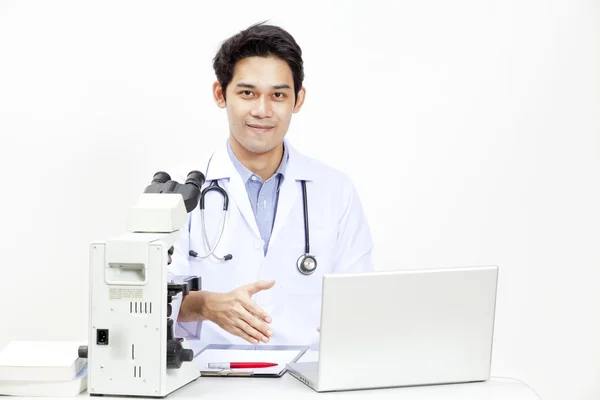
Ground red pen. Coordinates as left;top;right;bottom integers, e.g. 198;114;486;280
208;362;278;369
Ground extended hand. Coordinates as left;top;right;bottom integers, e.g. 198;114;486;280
203;280;275;344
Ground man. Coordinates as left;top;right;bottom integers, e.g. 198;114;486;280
168;22;373;353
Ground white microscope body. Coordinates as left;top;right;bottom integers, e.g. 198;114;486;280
85;172;204;397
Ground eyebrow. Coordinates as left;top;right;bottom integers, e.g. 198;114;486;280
236;83;292;90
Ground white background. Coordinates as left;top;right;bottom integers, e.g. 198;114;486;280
0;1;598;399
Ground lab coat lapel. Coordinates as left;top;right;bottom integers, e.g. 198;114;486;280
228;170;261;240
269;174;299;250
269;141;315;251
205;141;261;240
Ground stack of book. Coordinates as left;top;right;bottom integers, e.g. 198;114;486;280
0;341;87;397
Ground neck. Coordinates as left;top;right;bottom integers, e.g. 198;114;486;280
229;136;284;182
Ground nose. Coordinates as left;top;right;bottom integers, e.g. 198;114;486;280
250;96;274;118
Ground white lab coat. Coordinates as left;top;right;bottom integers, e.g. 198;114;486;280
167;138;373;354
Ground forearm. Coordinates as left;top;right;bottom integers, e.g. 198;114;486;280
177;290;212;322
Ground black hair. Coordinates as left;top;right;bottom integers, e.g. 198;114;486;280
212;21;304;104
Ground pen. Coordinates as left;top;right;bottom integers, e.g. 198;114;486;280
208;362;278;369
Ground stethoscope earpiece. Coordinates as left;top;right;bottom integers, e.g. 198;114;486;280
297;254;317;275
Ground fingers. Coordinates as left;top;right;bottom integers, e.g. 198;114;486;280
230;302;272;342
246;280;275;296
239;307;273;341
231;326;260;345
317;327;320;333
216;282;277;345
238;318;270;344
243;298;272;324
230;306;268;344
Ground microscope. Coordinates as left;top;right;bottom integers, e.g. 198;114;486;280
79;171;205;397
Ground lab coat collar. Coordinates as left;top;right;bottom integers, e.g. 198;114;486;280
205;137;316;182
204;137;316;243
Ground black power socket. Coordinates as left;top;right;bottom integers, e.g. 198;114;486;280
96;329;109;345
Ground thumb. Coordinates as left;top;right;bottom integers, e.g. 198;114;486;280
247;280;275;296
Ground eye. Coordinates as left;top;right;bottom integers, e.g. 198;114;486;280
240;90;254;97
273;92;286;99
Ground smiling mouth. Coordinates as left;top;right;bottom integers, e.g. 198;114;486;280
246;124;275;132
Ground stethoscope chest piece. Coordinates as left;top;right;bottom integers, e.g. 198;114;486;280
297;254;317;275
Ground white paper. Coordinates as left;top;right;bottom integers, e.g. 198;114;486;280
196;349;302;375
0;341;85;367
0;366;88;397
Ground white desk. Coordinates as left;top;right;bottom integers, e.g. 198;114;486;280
156;375;541;400
11;375;539;400
7;352;539;400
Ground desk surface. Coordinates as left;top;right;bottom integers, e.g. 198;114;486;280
13;376;539;400
7;352;539;400
152;375;539;400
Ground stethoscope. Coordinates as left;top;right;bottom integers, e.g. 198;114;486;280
188;156;318;275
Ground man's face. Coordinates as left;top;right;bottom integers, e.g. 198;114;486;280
213;56;305;154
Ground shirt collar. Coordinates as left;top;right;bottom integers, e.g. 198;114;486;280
226;138;289;184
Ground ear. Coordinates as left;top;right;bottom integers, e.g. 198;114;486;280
292;86;306;113
213;81;226;108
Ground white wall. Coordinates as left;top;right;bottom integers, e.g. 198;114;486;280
0;1;598;399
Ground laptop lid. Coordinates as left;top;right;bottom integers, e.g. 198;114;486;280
316;265;498;392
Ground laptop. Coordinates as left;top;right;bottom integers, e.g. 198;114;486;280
286;265;499;392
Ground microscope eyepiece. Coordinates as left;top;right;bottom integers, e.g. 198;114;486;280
143;170;202;212
152;171;172;184
185;171;205;189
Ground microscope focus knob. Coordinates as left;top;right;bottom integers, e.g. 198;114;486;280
78;345;88;359
166;341;194;369
167;318;174;340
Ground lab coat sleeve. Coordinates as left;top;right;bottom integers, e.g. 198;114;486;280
331;177;374;274
168;212;203;340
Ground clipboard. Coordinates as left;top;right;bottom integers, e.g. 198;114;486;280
194;344;308;377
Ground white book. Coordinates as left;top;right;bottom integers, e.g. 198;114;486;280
0;366;87;397
0;341;86;382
